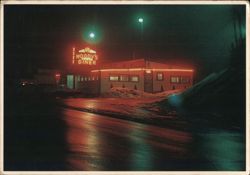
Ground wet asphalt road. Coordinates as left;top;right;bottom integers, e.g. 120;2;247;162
4;91;245;171
63;108;194;171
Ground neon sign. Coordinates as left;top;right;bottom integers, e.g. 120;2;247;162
72;47;98;65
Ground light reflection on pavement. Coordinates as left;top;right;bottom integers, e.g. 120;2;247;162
63;108;192;170
5;94;245;171
61;98;245;171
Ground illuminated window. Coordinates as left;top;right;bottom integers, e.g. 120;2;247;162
81;77;84;81
88;77;91;81
120;75;129;81
84;77;87;81
157;73;163;81
181;77;190;83
130;75;139;82
171;76;180;83
92;77;95;81
109;75;119;81
96;76;99;80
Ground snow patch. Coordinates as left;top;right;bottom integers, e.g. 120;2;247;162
101;87;181;98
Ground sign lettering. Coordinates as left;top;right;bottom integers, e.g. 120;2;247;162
72;47;98;65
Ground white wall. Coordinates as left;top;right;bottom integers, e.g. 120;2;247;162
100;70;144;93
152;71;193;92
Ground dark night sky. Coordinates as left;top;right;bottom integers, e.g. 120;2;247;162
4;4;246;80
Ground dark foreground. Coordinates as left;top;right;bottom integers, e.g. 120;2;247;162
4;89;245;171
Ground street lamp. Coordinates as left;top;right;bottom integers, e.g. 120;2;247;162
138;17;143;23
89;32;95;39
132;17;145;59
138;17;144;40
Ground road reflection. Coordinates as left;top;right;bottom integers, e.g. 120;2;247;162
5;93;245;171
128;125;154;170
62;108;193;170
194;129;245;170
64;109;104;170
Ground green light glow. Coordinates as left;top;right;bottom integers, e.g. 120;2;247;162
199;130;245;170
82;25;102;44
89;32;95;38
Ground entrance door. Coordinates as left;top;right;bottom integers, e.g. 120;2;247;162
144;71;153;93
67;75;74;89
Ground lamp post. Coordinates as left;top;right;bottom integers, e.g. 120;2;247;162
138;17;144;59
87;31;97;47
132;17;145;59
138;17;144;40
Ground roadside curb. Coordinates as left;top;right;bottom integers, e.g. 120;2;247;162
59;103;190;131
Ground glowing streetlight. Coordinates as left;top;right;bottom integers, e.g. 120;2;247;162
82;25;103;44
89;32;95;38
137;17;144;40
136;17;145;58
138;17;143;23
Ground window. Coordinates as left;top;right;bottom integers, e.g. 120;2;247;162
171;76;180;83
181;77;190;83
157;73;164;81
67;75;74;89
120;75;129;82
130;75;139;82
109;75;119;81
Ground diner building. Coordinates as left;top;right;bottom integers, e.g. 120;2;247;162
66;47;194;95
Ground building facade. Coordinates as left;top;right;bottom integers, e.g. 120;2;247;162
67;57;194;95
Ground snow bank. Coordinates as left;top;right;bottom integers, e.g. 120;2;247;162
155;67;245;128
101;87;181;98
157;69;230;108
